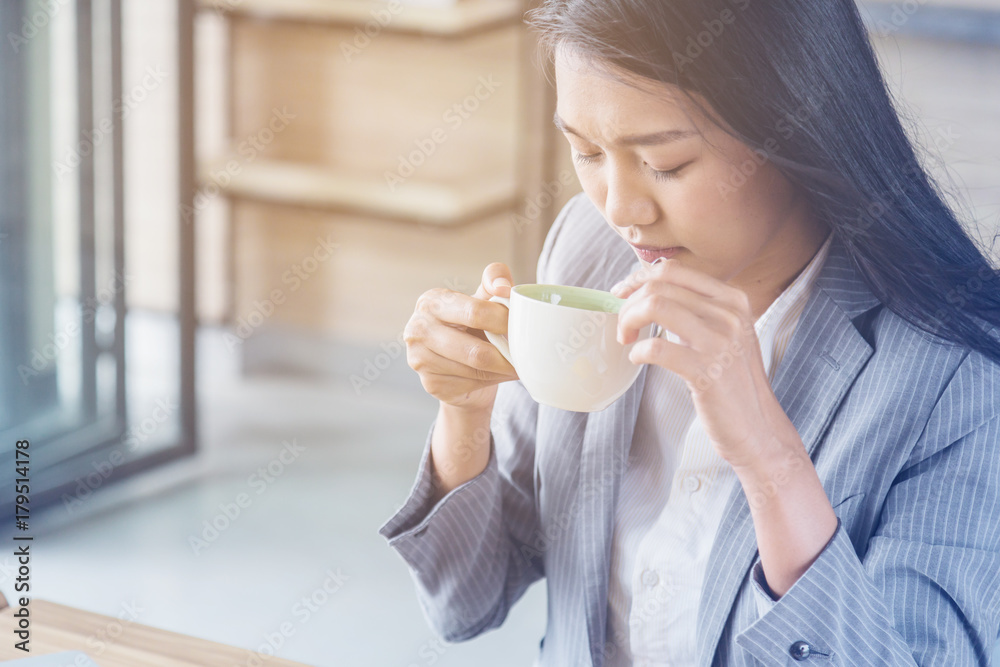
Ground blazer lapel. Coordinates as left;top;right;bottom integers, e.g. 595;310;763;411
580;361;649;665
696;237;881;664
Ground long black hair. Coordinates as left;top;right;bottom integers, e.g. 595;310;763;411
526;0;1000;365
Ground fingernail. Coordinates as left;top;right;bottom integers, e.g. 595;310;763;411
652;257;666;266
492;277;511;290
610;281;624;295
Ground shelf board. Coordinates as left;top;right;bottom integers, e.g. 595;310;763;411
198;158;519;226
199;0;524;37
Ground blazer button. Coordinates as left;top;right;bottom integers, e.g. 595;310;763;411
789;640;811;660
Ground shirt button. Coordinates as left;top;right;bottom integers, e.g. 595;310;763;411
682;474;701;493
641;570;658;587
789;640;811;660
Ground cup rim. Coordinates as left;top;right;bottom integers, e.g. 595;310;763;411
512;283;625;314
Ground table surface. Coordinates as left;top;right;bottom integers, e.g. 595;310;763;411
0;597;310;666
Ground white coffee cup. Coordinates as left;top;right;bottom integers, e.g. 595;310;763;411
484;283;672;412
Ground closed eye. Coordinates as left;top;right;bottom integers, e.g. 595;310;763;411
572;150;601;165
572;150;693;181
650;161;692;181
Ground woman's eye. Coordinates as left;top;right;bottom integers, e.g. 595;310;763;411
649;161;692;181
572;151;601;165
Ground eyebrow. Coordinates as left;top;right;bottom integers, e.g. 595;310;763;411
553;112;697;147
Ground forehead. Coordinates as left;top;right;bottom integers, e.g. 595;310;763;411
553;47;698;139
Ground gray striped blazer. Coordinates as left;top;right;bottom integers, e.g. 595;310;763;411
380;193;1000;665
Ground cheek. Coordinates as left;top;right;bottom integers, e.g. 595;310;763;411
660;162;775;270
693;156;785;238
663;168;740;240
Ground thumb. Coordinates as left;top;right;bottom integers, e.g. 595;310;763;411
474;262;513;300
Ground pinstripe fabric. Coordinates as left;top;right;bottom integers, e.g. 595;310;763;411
606;236;832;666
380;193;1000;666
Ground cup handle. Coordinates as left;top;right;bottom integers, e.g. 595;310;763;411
483;295;515;366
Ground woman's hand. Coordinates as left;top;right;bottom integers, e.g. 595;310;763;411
611;258;800;469
403;263;519;414
613;258;838;597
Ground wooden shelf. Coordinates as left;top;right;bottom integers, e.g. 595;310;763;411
199;0;524;37
198;158;519;226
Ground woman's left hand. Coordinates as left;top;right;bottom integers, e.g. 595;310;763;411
611;258;801;470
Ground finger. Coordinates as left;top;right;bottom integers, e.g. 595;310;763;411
473;262;514;300
617;291;731;351
419;289;510;337
410;344;516;382
625;335;703;380
611;257;734;302
419;317;516;375
618;283;748;347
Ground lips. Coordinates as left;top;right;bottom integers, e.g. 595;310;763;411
629;244;680;263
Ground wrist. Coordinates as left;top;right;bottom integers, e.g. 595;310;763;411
726;407;805;475
429;402;493;501
439;400;493;423
730;433;811;512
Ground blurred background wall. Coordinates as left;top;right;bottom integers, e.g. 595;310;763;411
189;0;1000;382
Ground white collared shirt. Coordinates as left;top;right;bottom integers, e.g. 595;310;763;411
605;236;833;666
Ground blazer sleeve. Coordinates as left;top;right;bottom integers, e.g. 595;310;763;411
735;352;1000;665
377;196;578;641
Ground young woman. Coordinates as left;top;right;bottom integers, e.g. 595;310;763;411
381;1;1000;664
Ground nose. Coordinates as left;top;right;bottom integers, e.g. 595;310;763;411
603;164;657;229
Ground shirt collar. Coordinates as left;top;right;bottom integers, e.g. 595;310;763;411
754;234;834;382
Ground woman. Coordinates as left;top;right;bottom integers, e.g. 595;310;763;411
380;0;1000;664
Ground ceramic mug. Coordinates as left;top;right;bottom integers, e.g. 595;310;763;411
484;283;673;412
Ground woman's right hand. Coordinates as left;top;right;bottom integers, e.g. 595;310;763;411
404;262;519;413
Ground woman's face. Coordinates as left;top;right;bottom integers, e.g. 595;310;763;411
553;48;827;294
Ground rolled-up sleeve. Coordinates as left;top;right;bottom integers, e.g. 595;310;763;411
378;377;544;641
378;418;496;543
736;410;1000;666
379;422;511;639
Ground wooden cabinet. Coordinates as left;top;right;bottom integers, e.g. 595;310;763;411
196;0;580;369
